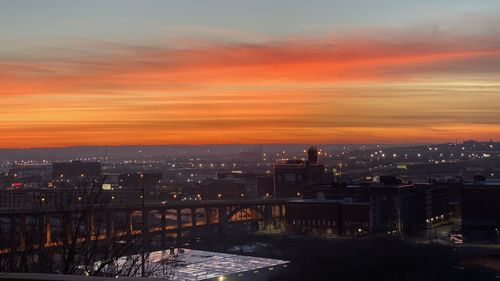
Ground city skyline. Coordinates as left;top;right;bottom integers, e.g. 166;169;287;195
2;1;500;148
3;3;500;280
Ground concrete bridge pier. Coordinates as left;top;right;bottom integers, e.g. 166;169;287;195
38;215;48;253
9;216;18;270
19;216;27;250
190;208;197;228
141;209;149;252
106;213;115;241
160;209;167;249
176;209;183;246
10;216;19;252
205;207;213;233
218;207;228;235
87;214;95;241
190;208;198;242
279;205;286;230
63;213;74;244
126;211;133;245
264;206;273;233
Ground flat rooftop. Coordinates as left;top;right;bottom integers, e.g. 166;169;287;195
172;249;288;280
114;248;289;281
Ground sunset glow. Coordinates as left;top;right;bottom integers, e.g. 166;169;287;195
1;1;500;147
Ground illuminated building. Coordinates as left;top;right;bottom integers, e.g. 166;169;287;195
286;199;370;236
304;176;460;235
274;146;324;198
8;164;52;181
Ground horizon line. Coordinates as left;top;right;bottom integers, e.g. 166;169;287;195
0;139;493;150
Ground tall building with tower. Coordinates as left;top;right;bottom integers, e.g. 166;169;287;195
274;146;325;198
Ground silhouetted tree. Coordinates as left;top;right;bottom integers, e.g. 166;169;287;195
0;178;179;279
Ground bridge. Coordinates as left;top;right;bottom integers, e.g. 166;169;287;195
0;199;288;253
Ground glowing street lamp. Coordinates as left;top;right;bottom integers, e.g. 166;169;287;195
495;228;499;244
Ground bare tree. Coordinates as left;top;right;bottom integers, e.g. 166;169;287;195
0;178;180;279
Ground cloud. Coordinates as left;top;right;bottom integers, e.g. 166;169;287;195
1;25;500;147
2;32;500;93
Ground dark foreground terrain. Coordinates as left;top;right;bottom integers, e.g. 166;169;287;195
195;231;500;281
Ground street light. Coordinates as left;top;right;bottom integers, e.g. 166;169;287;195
495;228;499;244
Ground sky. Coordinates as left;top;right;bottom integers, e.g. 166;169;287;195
1;1;500;148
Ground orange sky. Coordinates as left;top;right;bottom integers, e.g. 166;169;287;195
1;32;500;148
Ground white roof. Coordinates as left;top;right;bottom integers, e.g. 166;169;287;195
113;248;289;281
170;249;288;281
